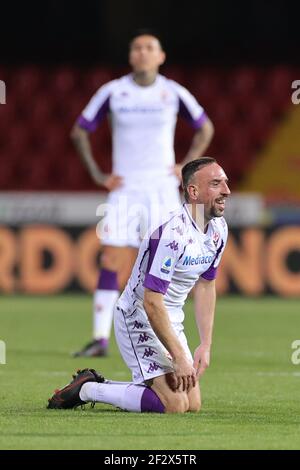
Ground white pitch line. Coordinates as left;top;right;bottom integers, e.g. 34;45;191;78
256;371;300;377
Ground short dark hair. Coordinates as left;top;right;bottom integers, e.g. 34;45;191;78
182;157;217;202
129;29;164;50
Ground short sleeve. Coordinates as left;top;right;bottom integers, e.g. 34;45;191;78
143;222;184;294
77;81;115;132
169;80;207;130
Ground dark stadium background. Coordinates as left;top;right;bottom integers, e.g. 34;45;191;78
1;0;300;65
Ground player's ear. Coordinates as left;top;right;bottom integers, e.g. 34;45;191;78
188;184;199;201
159;51;166;66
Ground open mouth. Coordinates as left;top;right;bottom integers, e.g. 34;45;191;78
215;198;226;210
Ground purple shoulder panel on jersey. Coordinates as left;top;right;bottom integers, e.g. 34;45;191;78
143;273;170;294
192;112;208;130
179;98;207;129
77;96;110;132
201;265;217;281
145;222;168;274
201;239;224;281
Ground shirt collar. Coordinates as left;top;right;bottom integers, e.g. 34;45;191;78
183;203;214;244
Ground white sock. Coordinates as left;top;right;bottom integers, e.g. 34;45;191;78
79;382;145;412
93;289;119;339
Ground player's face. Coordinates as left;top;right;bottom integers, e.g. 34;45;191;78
192;163;231;222
129;35;166;73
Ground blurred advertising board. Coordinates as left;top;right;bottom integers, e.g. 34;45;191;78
0;192;299;297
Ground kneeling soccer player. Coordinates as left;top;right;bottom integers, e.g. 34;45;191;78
47;158;230;413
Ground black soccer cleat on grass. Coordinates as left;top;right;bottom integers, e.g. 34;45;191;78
47;368;105;409
72;339;108;358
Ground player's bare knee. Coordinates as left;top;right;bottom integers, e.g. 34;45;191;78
164;393;189;414
188;397;201;412
188;385;201;412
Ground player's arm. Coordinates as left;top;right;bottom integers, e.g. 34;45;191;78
171;81;215;179
192;277;216;378
173;118;214;181
143;288;196;392
181;117;214;165
70;124;122;190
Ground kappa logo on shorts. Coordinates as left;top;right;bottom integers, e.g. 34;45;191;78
147;362;163;373
142;347;157;358
160;257;174;274
132;321;144;330
137;333;152;344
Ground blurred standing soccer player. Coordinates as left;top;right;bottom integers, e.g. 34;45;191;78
71;30;214;357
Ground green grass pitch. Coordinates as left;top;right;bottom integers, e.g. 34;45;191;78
0;295;300;450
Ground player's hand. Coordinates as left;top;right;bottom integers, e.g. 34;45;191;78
91;170;123;190
173;355;196;392
102;174;123;191
170;164;183;182
193;344;211;379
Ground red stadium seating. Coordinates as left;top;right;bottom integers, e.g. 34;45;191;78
0;65;293;191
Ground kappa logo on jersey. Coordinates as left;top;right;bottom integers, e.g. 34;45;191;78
165;240;178;251
172;225;184;236
213;231;220;247
160;257;174;274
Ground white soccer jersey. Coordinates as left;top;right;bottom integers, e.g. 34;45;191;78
117;204;228;323
78;74;207;190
